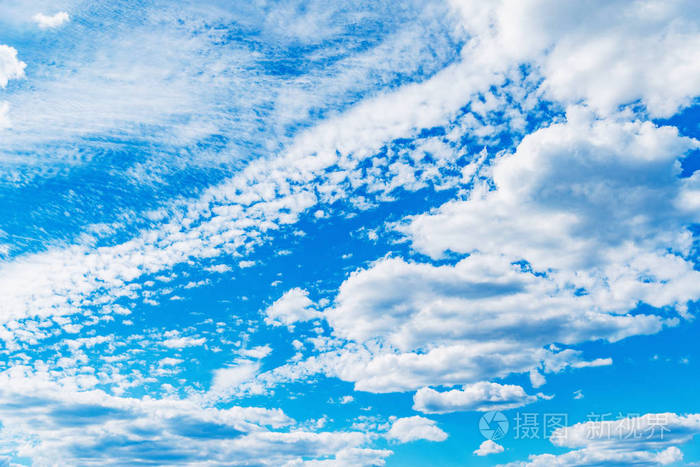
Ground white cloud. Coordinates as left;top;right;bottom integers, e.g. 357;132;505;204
0;7;698;466
529;369;546;388
240;345;273;359
33;12;70;29
0;44;25;88
570;358;612;369
0;365;392;465
386;416;447;443
401;112;700;317
413;382;539;414
161;336;206;349
474;440;504;456
253;108;700;398
405;111;698;271
208;359;261;400
158;357;183;367
0;0;526;341
449;0;700;117
205;264;232;273
315;253;670;392
265;288;321;328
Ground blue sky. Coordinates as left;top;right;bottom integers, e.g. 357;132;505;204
0;0;699;465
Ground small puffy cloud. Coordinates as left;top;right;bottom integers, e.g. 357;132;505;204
474;440;504;456
570;358;612;369
265;288;321;327
33;12;70;29
386;416;447;443
529;369;546;388
240;345;273;359
0;45;26;88
413;382;538;414
205;264;232;273
158;357;183;367
161;336;206;348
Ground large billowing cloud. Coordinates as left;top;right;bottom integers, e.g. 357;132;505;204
450;0;700;117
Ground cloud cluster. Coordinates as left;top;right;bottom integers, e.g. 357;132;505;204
0;365;392;466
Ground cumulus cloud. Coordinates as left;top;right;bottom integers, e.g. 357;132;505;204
265;288;321;327
0;44;25;88
405;110;699;273
474;440;504;456
33;12;70;29
413;382;539;414
450;0;700;117
386;416;447;443
316;252;670;392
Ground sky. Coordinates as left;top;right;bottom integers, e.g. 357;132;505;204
0;0;699;465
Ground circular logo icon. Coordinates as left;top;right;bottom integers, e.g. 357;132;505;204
479;411;509;440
